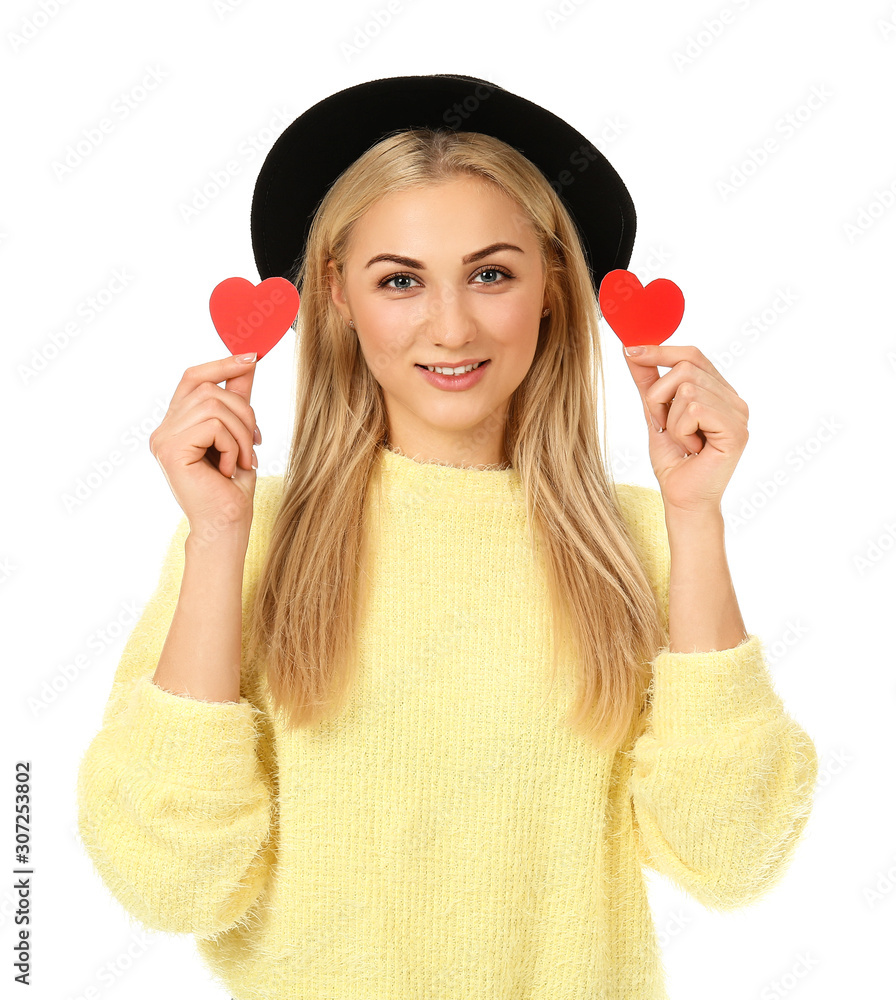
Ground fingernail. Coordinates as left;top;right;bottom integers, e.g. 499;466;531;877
253;425;262;445
251;448;258;469
624;345;646;356
238;352;258;364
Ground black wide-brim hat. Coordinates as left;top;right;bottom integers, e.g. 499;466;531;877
251;73;636;293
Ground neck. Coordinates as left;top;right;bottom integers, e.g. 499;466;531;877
383;441;512;472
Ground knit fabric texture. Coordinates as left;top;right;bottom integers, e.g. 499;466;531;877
76;446;818;999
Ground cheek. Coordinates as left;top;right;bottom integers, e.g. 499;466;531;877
355;316;403;370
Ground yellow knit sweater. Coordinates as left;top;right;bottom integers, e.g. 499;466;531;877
76;446;818;999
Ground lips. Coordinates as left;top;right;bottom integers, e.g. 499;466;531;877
415;359;489;371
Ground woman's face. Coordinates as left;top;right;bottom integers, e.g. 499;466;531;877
328;174;547;468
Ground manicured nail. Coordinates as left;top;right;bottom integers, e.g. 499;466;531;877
238;352;258;364
624;345;646;356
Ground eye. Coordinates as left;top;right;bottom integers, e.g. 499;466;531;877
378;272;420;291
472;266;513;285
377;265;515;291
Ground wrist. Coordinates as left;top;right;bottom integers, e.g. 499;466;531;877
663;507;726;560
186;521;252;556
663;502;724;530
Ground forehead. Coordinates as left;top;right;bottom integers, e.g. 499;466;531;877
352;176;537;248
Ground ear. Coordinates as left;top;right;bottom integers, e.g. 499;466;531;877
327;259;350;322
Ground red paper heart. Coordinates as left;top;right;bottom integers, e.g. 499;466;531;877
598;270;684;347
209;277;300;361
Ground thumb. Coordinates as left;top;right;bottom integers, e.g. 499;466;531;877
224;356;257;402
622;344;659;395
622;346;661;432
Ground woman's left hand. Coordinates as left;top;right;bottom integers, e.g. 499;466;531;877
622;344;750;516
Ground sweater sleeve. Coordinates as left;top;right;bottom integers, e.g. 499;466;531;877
620;484;819;912
76;496;275;939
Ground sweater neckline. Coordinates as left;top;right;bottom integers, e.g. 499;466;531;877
377;444;522;504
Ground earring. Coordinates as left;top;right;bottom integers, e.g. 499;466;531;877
349;319;354;328
541;308;550;317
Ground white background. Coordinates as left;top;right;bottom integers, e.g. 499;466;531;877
5;0;895;997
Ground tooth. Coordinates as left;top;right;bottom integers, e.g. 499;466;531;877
426;362;481;374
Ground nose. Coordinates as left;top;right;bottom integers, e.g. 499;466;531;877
411;281;476;348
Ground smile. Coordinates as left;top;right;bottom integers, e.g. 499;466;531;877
415;359;491;390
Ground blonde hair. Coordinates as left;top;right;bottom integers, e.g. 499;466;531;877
245;127;667;751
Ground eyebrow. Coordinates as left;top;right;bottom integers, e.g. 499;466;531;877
364;242;525;269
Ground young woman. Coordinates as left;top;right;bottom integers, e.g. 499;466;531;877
77;75;818;1000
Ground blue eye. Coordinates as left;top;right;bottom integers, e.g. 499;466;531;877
380;273;418;290
474;267;510;284
377;266;515;291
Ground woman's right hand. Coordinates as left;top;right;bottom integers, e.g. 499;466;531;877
149;353;261;536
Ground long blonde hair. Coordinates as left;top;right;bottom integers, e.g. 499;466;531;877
245;127;667;751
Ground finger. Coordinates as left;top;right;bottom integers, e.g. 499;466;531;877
666;396;739;456
223;363;258;446
627;343;741;395
665;401;707;456
197;418;245;479
622;345;661;396
180;380;258;426
622;347;662;431
171;353;258;406
224;356;256;402
637;394;661;434
647;363;744;413
648;372;732;431
175;392;257;474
